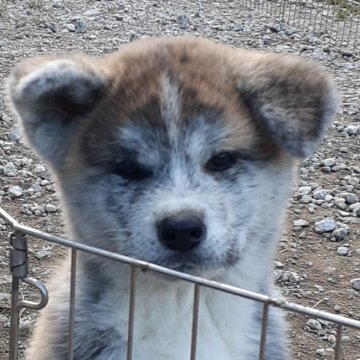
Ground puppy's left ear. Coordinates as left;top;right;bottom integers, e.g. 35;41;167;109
236;53;338;158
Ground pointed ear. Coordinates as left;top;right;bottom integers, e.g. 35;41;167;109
8;55;109;168
236;53;338;158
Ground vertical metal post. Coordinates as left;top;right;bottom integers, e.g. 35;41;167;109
67;249;77;360
334;324;343;360
339;1;349;45
258;303;269;360
353;17;359;54
127;266;136;360
9;278;20;360
190;284;200;360
9;231;28;360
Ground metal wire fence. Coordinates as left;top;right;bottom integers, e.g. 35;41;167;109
241;0;360;57
1;207;360;360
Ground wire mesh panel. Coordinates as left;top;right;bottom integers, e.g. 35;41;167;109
1;207;360;360
241;0;360;57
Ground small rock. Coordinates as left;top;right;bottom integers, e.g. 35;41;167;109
8;186;23;198
7;127;21;141
83;9;101;17
33;165;46;174
274;270;300;283
176;13;189;29
344;125;359;135
337;246;349;256
324;194;333;202
316;348;325;357
35;249;52;260
313;189;327;200
3;162;17;177
350;278;360;290
46;22;57;32
332;227;348;241
66;23;76;32
294;219;309;227
300;195;313;204
314;219;336;233
74;19;86;33
45;204;57;213
348;177;359;186
306;319;322;331
344;193;359;204
343;62;354;70
268;23;282;33
52;1;64;8
298;186;312;195
129;33;139;42
334;198;346;210
342;335;350;343
321;166;331;173
322;158;336;167
274;261;284;268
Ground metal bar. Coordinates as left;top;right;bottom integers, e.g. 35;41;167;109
339;0;349;45
291;0;297;27
127;266;137;360
329;0;337;40
67;249;77;360
9;230;28;360
334;324;343;360
317;0;325;35
334;0;342;44
190;284;201;360
307;0;315;32
258;303;269;360
1;207;360;330
280;0;286;22
9;277;20;360
353;17;359;54
345;12;355;51
18;278;48;311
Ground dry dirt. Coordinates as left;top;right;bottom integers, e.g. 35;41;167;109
0;0;360;359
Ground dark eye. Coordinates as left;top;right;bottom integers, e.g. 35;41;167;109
112;160;151;180
206;152;237;172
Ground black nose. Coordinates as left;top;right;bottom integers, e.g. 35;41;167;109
157;215;206;252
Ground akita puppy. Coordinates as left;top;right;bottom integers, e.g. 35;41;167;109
8;37;337;360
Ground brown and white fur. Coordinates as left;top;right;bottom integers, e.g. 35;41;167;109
8;37;337;360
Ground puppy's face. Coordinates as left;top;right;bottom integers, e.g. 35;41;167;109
8;38;337;275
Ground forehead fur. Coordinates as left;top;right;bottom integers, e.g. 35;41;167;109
67;38;275;170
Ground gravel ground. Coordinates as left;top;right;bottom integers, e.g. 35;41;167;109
0;1;360;359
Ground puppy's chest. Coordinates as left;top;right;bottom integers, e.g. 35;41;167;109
107;283;259;360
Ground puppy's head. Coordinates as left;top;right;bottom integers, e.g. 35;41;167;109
8;38;337;275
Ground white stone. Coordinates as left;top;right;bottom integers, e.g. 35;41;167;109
8;186;22;197
3;162;17;177
321;158;336;167
33;165;46;174
45;204;57;213
337;246;349;256
344;125;359;135
294;219;309;227
314;219;336;233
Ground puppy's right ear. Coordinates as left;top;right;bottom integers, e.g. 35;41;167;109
8;56;109;168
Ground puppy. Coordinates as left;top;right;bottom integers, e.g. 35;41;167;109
8;37;337;360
